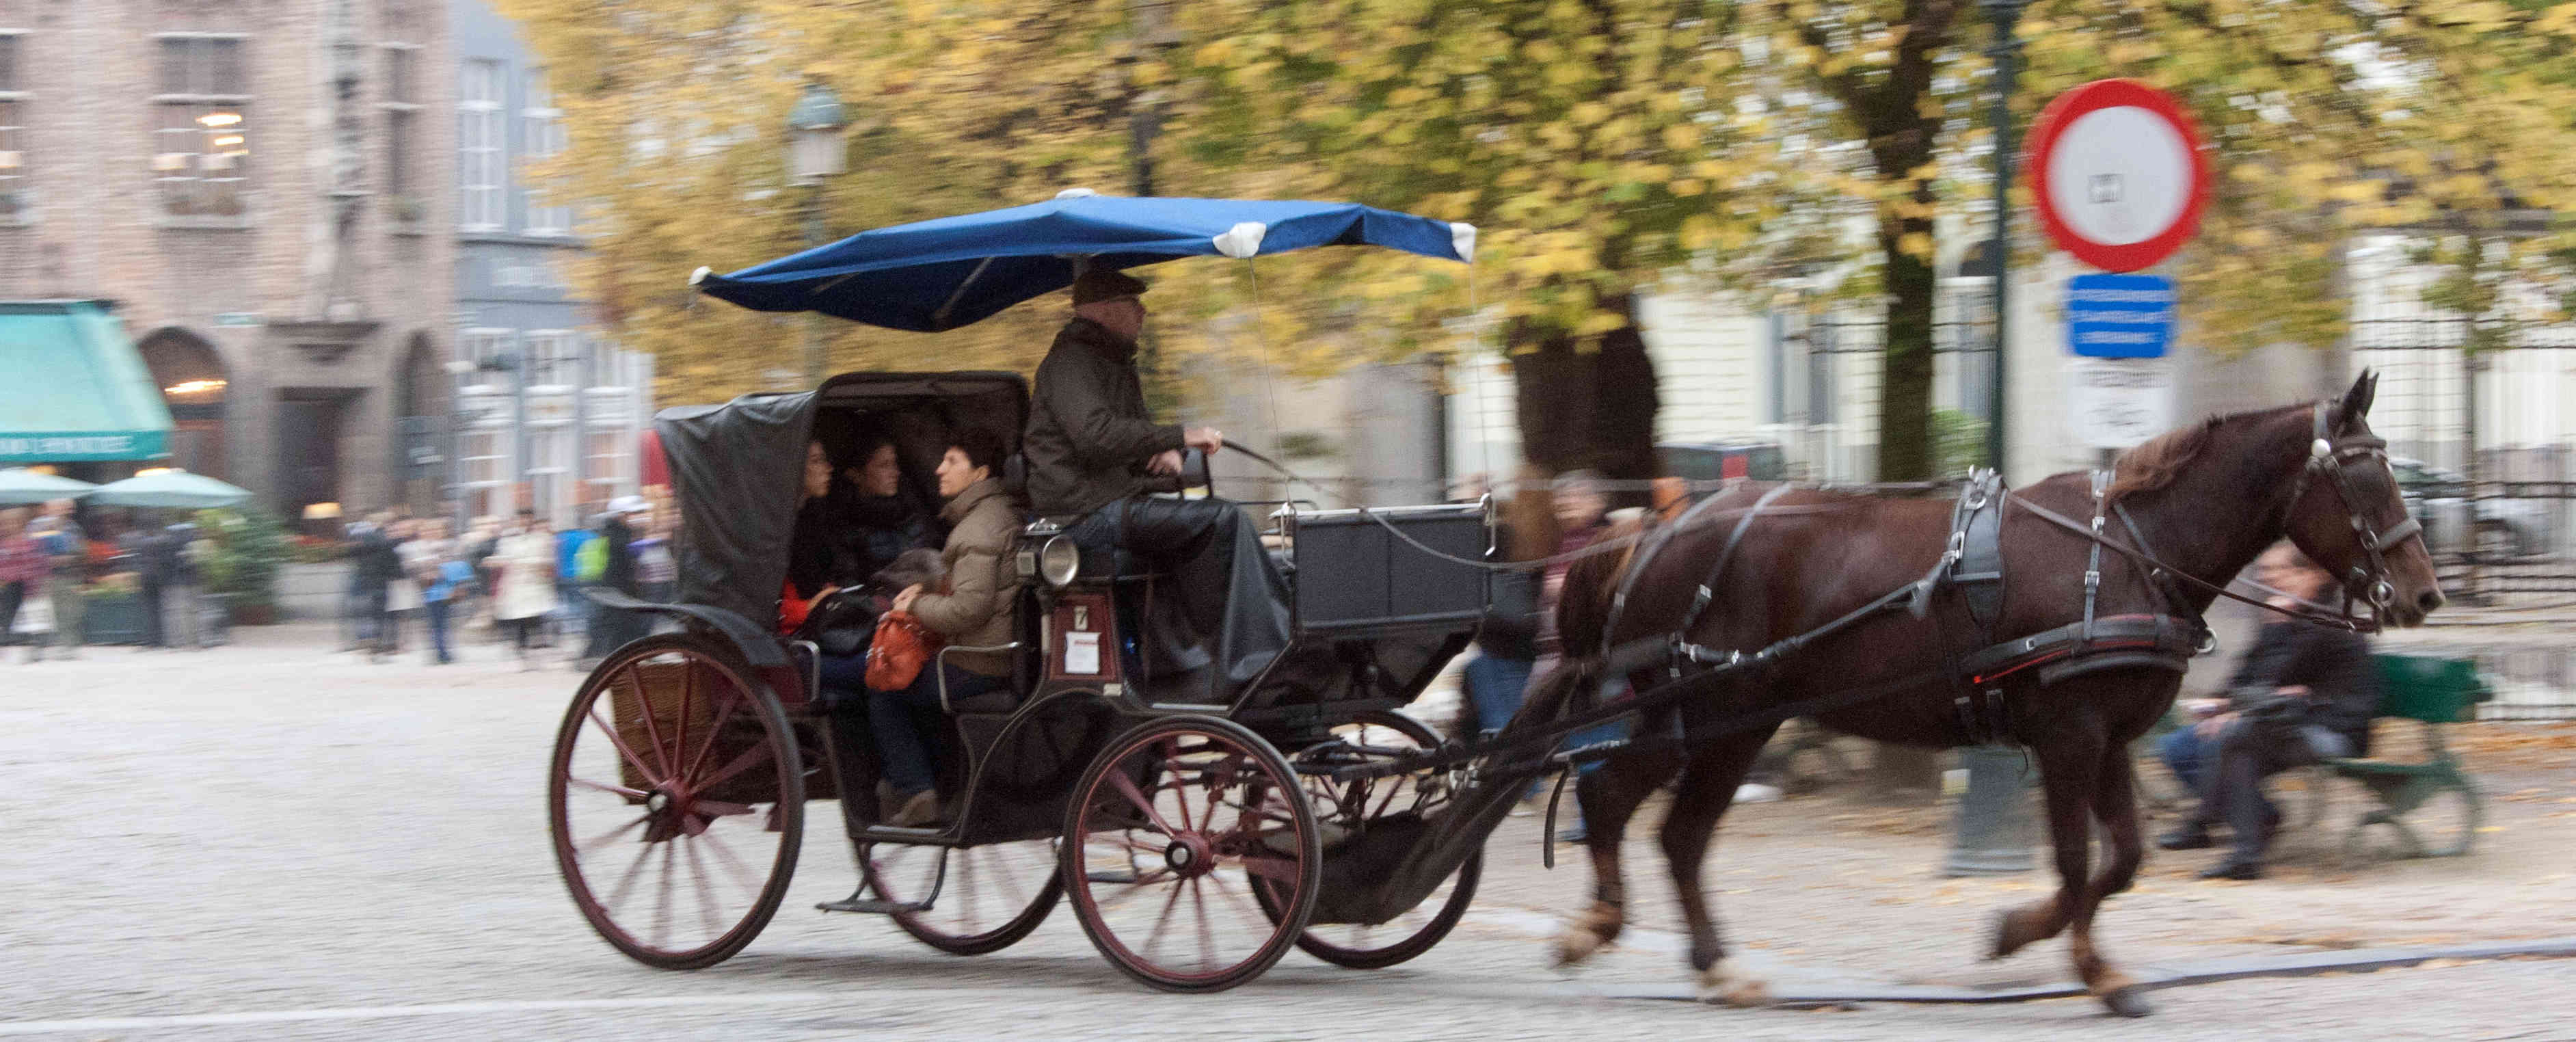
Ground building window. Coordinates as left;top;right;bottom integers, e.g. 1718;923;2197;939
523;330;578;388
0;33;25;221
522;67;571;235
459;427;512;518
152;35;252;219
586;427;631;494
379;43;420;214
458;327;513;372
459;59;504;231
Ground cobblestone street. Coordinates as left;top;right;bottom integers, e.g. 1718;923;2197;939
6;623;2574;1041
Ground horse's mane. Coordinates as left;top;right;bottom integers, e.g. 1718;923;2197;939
2104;404;2301;503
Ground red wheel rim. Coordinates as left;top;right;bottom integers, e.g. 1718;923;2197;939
1066;723;1315;989
867;839;1062;955
549;639;801;968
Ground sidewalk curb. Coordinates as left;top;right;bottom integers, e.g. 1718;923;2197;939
1596;936;2576;1006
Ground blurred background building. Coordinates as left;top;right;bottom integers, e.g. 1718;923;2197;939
0;0;647;529
0;0;456;522
447;0;652;527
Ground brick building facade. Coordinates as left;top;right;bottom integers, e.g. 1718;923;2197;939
0;0;455;520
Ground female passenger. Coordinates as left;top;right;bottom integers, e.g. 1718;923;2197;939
866;429;1022;827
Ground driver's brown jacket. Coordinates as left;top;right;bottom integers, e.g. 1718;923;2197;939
1021;317;1185;516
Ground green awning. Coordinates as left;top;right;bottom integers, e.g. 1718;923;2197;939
0;300;174;463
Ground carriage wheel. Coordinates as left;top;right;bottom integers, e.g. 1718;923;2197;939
1259;711;1480;970
1062;716;1320;993
864;840;1063;956
548;634;803;970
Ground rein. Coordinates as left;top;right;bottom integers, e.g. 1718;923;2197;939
2006;494;2378;634
1222;439;1852;573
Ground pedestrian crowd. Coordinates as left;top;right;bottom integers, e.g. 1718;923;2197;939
338;494;669;669
2;498;222;660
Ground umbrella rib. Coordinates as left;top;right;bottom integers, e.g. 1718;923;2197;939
930;256;995;328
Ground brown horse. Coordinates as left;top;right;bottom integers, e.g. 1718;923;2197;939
1530;373;2440;1016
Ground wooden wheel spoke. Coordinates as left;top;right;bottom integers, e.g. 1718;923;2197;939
683;838;727;940
678;689;743;783
652;842;676;951
1159;738;1198;832
672;661;695;786
1108;769;1182;836
697;829;763;901
601;839;657;914
1144;875;1188;962
587;707;666;788
569;777;649;801
693;799;755;818
626;662;677;782
578;814;651;855
1190;878;1217;970
695;741;775;793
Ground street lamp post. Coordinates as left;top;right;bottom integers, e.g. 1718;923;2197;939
1946;0;2038;880
1981;0;2025;475
786;81;850;388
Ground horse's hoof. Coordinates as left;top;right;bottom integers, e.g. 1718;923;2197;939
1695;962;1773;1007
1986;910;2018;961
2101;985;2154;1018
1553;930;1606;968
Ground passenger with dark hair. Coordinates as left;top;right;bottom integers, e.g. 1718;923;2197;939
858;428;1023;827
836;434;938;582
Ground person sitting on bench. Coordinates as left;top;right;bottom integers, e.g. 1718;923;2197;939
2158;542;2380;879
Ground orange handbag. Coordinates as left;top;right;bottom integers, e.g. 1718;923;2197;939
865;610;941;691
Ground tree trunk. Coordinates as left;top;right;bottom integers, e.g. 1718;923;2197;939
1507;295;1661;507
1874;212;1937;483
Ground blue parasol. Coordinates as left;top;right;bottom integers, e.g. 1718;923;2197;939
691;192;1475;332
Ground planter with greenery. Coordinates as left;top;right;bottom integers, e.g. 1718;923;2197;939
195;507;289;626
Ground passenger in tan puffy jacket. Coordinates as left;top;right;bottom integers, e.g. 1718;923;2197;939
869;428;1022;826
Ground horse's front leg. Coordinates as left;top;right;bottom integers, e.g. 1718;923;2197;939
2076;746;2152;1016
1659;729;1777;1006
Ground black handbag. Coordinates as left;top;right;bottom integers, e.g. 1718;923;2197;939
794;587;886;658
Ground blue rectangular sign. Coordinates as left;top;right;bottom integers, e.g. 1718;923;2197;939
2065;273;2174;358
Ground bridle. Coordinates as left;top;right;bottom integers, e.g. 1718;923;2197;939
2284;400;2423;613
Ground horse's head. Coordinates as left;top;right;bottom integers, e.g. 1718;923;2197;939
2279;372;2443;627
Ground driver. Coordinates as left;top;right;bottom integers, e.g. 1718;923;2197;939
1021;267;1290;700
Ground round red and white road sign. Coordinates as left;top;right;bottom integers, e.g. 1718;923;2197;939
2026;79;2209;273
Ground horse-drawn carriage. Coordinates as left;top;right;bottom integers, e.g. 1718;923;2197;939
548;196;1499;991
548;193;2452;1015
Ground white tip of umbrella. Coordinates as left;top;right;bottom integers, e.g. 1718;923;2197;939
1054;187;1099;200
1213;222;1268;259
688;265;712;286
1449;222;1478;262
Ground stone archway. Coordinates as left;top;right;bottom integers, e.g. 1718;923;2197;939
137;327;230;480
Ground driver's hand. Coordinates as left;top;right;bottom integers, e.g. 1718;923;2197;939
891;585;922;613
1147;449;1184;475
1184;427;1224;455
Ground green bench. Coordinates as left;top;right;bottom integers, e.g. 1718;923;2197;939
2319;653;2493;865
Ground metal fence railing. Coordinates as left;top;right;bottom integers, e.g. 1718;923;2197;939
2355;318;2576;600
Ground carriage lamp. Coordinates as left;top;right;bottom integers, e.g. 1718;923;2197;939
1038;535;1082;589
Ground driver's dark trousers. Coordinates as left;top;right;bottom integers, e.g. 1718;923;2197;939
1067;496;1291;702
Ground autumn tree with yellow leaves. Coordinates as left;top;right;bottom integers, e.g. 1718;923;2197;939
507;0;2576;483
